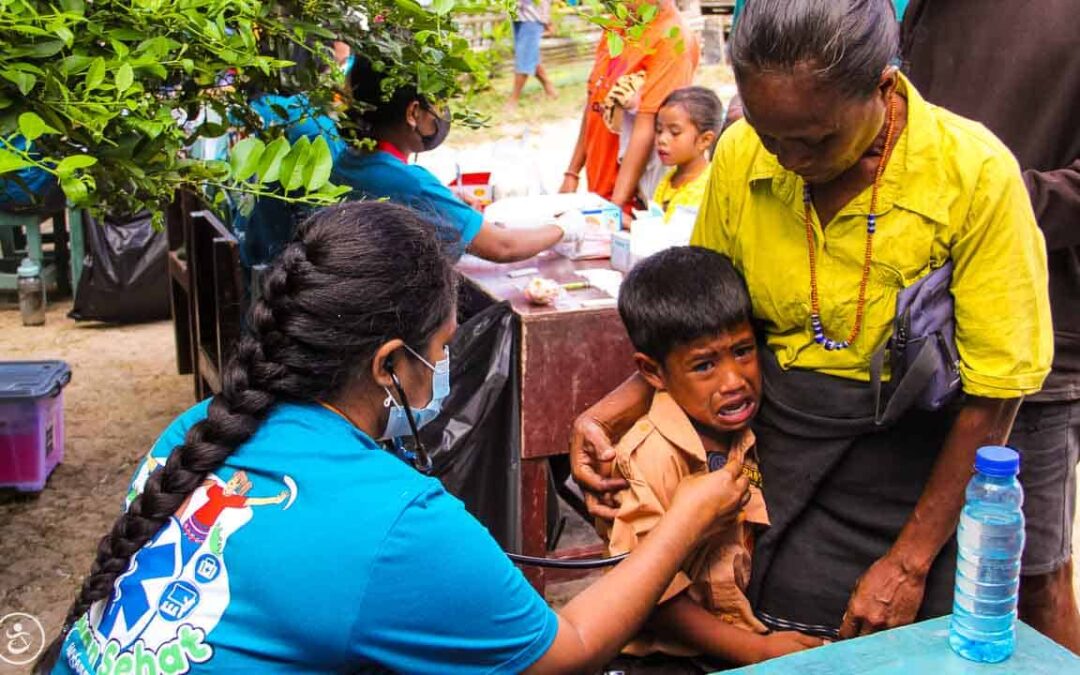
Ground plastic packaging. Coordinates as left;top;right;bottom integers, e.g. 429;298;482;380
418;302;518;548
950;445;1025;663
17;258;46;326
69;211;170;323
0;360;71;491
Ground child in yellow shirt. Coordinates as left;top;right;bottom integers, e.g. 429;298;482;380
653;87;722;222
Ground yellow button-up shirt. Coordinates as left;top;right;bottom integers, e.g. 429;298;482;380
691;75;1052;398
599;392;769;657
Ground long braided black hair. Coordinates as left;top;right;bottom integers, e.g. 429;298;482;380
37;201;457;671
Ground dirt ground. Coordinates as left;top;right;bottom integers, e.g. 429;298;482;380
0;299;192;669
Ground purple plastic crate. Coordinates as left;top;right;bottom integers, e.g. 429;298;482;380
0;360;71;491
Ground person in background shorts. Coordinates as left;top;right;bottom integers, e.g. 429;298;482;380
507;0;557;107
903;0;1080;653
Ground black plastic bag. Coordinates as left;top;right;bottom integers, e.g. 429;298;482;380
69;211;170;323
420;301;518;549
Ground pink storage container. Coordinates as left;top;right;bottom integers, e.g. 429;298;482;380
0;360;71;491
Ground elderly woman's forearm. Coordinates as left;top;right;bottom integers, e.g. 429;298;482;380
891;396;1022;574
585;373;654;440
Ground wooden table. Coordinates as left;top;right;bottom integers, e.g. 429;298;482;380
725;616;1080;674
457;252;636;593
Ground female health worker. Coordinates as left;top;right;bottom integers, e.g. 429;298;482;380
332;59;573;263
42;201;749;673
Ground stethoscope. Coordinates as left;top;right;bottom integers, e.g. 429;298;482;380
324;370;627;570
387;368;434;473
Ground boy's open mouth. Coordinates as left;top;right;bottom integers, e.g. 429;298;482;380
715;398;756;425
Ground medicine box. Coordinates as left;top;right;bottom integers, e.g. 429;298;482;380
0;360;71;491
448;171;494;210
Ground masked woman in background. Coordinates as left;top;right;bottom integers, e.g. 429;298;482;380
332;58;571;263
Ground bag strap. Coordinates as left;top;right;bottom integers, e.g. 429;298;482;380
873;338;941;426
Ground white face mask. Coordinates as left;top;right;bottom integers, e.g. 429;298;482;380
379;345;450;442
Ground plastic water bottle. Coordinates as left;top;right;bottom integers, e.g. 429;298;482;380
17;257;46;326
949;446;1025;663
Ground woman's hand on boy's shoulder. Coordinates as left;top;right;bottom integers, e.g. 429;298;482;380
570;414;628;520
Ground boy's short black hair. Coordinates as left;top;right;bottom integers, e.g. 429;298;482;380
618;246;753;363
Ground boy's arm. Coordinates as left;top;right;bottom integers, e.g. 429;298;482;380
648;595;821;665
606;445;693;603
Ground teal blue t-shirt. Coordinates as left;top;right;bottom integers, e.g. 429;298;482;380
56;401;557;674
331;150;484;259
734;0;910;22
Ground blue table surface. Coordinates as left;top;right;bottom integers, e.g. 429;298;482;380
722;617;1080;674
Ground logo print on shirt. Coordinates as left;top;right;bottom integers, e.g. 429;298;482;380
194;555;221;584
64;456;299;675
159;582;200;622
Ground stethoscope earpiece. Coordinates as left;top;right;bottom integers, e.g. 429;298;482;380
388;369;433;474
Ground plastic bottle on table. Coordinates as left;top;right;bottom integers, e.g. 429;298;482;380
949;445;1025;663
17;257;46;326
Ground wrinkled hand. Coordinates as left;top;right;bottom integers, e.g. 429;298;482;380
839;553;926;638
753;631;825;662
559;174;580;194
671;449;750;535
570;414;628;520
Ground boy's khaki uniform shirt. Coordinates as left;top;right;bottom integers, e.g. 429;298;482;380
600;392;769;657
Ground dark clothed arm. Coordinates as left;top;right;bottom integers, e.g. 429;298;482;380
1024;158;1080;251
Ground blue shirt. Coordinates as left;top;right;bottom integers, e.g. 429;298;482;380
0;135;57;208
231;94;347;268
249;93;346;159
331;150;484;259
56;401;557;674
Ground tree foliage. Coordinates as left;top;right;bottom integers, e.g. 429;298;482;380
0;0;506;218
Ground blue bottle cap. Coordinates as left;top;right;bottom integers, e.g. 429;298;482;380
17;257;41;278
975;445;1020;477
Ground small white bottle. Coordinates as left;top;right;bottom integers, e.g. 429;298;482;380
17;257;46;326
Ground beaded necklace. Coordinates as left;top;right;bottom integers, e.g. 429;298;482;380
804;89;899;351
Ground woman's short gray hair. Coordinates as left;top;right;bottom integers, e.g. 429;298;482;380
730;0;899;99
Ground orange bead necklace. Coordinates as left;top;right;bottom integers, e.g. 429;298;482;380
804;89;899;351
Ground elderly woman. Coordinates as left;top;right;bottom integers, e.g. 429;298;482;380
571;0;1052;643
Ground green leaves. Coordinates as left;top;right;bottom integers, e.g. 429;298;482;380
305;136;334;192
229;137;264;182
56;154;97;176
0;147;34;174
431;0;456;15
115;64;134;94
18;112;59;141
84;58;106;90
257;137;290;184
607;32;625;57
638;2;658;23
0;0;499;219
2;70;37;96
278;135;311;192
